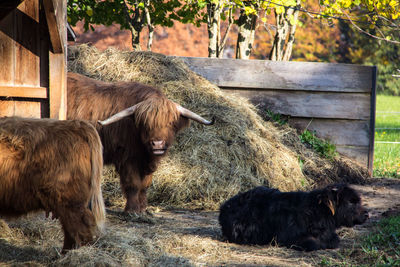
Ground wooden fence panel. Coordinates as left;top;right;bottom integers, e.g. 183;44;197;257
178;57;376;174
180;57;373;92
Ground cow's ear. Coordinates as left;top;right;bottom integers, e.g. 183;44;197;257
329;184;346;204
318;193;336;216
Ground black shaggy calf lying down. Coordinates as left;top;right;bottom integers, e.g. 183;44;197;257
219;184;369;251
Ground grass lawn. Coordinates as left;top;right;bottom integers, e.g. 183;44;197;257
374;95;400;178
360;215;400;266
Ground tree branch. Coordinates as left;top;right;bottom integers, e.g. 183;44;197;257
218;6;233;56
343;12;400;45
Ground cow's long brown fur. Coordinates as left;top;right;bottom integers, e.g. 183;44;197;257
0;117;105;251
67;72;189;213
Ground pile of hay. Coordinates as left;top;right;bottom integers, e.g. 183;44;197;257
0;215;191;266
68;44;368;210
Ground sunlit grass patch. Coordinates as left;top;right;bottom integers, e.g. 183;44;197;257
374;95;400;178
373;143;400;178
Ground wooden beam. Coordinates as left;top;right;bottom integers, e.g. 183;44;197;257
179;57;374;93
49;52;66;119
0;86;47;98
224;88;371;120
367;66;377;177
43;0;63;53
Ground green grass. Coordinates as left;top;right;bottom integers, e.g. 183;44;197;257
374;95;400;178
317;215;400;267
299;130;337;160
360;215;400;266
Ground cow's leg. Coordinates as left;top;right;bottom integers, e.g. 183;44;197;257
59;206;97;252
322;232;340;249
61;226;76;252
138;174;153;212
119;164;142;213
124;187;140;213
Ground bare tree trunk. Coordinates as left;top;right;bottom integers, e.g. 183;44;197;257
207;1;233;58
207;2;221;58
144;0;154;51
269;1;300;61
123;0;145;51
130;27;142;51
147;25;154;51
235;9;257;59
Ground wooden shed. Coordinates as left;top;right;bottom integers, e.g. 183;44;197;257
0;0;67;119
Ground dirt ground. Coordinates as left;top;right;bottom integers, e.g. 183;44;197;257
112;177;400;267
1;178;400;266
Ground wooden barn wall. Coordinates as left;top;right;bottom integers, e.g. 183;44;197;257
0;0;48;118
0;0;67;119
178;57;376;174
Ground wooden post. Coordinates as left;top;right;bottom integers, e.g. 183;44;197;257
368;66;377;177
44;0;67;119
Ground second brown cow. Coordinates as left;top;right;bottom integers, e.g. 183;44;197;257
67;72;213;213
0;117;105;252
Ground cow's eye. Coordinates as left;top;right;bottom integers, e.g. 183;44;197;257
350;198;359;204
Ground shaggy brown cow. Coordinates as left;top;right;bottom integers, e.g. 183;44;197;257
67;72;213;213
0;117;106;252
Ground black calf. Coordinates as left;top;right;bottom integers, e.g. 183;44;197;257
219;184;368;251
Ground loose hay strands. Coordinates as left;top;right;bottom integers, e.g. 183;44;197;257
68;44;368;210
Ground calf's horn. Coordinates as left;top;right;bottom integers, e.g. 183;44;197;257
176;104;214;125
98;103;139;126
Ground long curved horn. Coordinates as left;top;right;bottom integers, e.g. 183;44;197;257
98;104;140;126
176;104;214;125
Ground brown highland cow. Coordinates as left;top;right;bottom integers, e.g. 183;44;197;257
67;72;213;213
0;117;105;252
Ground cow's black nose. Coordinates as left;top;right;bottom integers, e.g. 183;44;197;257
364;210;369;219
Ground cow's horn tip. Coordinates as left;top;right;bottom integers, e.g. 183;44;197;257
97;120;105;126
207;117;216;125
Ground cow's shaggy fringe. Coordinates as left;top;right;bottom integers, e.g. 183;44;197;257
68;44;368;210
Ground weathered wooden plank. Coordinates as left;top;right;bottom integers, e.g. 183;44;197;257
15;0;40;86
46;0;67;119
179;57;374;92
289;118;370;147
54;0;67;50
49;52;66;119
0;8;15;84
43;0;63;53
225;88;371;120
0;99;41;118
336;146;369;167
0;86;47;98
